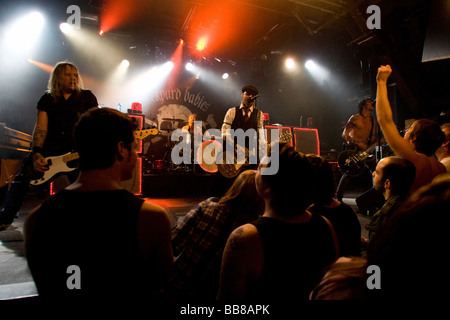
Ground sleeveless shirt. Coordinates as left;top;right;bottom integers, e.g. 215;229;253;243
247;215;336;301
26;189;151;300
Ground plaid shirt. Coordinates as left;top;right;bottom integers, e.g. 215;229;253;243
166;198;231;299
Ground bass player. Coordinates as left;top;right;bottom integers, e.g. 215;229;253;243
0;62;98;230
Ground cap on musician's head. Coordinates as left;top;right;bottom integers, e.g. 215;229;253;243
242;85;259;96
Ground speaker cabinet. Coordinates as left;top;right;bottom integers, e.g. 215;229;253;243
293;128;320;155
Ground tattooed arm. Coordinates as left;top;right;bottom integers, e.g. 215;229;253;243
32;110;49;172
217;224;263;300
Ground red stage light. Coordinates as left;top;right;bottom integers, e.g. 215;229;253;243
196;37;208;51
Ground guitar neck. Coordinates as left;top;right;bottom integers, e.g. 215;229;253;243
364;139;385;154
63;152;79;163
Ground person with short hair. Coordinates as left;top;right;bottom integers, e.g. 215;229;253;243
376;65;445;191
217;143;337;301
363;156;416;244
24;108;173;302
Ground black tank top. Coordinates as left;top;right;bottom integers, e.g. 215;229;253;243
26;189;151;300
247;215;336;301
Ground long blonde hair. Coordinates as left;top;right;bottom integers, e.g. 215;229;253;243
47;61;83;98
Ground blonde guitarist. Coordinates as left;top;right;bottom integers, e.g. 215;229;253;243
1;62;98;230
336;98;379;202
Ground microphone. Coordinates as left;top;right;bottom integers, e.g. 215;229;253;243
248;94;260;102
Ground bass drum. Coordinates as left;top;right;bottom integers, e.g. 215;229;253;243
196;140;221;173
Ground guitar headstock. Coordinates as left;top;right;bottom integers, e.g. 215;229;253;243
135;129;159;140
279;131;292;142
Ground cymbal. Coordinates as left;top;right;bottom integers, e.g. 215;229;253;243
162;118;184;121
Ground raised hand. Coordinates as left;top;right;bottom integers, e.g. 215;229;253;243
376;65;392;83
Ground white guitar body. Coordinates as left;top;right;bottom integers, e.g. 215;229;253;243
29;152;78;186
28;129;159;186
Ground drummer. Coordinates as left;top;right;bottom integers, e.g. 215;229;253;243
182;113;197;134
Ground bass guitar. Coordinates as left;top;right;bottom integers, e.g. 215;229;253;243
28;129;158;186
217;131;292;179
337;138;384;176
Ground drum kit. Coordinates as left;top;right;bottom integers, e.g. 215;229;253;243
143;117;217;175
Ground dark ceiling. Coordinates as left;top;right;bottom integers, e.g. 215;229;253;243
77;0;379;66
47;0;446;116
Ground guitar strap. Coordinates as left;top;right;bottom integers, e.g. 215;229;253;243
367;116;375;147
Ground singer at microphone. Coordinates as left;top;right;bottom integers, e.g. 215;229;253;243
221;84;267;167
248;94;260;102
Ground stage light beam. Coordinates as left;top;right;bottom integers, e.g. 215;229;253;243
304;59;330;84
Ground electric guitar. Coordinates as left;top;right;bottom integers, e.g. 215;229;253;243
27;129;158;186
217;131;292;179
337;138;384;176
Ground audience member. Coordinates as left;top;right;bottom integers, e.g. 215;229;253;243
163;169;264;300
367;173;450;302
307;154;362;257
311;174;450;303
24;108;173;302
362;156;415;246
435;123;450;172
217;142;338;301
376;65;445;191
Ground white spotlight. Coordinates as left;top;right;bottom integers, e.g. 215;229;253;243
59;22;72;34
163;61;174;71
185;62;194;71
285;58;295;69
305;60;316;70
120;59;130;68
222;73;229;80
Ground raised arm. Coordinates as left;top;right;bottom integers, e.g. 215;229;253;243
376;65;416;160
